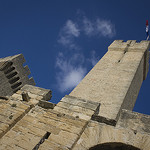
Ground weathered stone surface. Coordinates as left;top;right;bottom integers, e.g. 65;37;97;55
21;92;30;102
70;40;150;122
0;54;35;97
62;95;100;111
0;41;150;150
116;109;150;134
20;84;52;101
0;97;33;139
73;121;150;150
49;130;78;149
39;139;69;150
38;100;56;109
54;95;100;120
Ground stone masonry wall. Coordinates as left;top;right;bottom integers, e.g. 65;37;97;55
0;54;35;96
70;40;150;122
0;40;150;150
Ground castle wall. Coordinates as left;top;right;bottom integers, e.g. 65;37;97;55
0;41;150;150
0;54;35;97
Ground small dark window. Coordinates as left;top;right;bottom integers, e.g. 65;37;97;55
4;67;15;74
6;72;17;79
9;77;20;84
11;82;22;89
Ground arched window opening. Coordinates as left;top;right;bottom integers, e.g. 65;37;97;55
89;142;140;150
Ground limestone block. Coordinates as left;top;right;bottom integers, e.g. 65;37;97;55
57;102;95;116
38;100;56;109
16;103;30;110
54;106;91;120
108;40;150;52
49;130;78;149
0;123;9;137
62;95;100;111
23;114;61;135
59;122;83;134
28;92;38;99
21;84;52;101
21;92;30;102
116;109;150;134
16;90;22;94
0;136;17;147
73;121;150;150
39;139;69;150
46;109;87;127
11;93;22;100
36;95;43;100
15;139;37;150
27;98;39;105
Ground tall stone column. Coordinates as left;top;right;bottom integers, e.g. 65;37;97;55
70;40;150;122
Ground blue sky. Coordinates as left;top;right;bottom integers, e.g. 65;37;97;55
0;0;150;115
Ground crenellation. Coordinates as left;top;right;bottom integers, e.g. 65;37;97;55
0;54;35;97
108;40;150;52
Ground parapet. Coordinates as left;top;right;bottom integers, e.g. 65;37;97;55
0;54;35;96
108;40;150;52
108;40;150;80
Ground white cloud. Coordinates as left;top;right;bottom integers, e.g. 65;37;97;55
55;14;116;93
58;16;116;50
56;52;86;92
83;17;95;36
82;17;116;38
96;19;116;37
58;20;80;50
65;20;80;37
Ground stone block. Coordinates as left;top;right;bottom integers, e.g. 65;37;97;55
116;109;150;134
108;40;150;52
49;130;78;149
38;100;56;109
62;95;100;111
21;84;52;101
39;139;69;150
45;109;87;127
57;101;95;116
54;106;91;120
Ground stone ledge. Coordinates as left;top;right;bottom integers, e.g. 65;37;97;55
91;115;116;126
62;95;100;112
20;84;52;101
54;95;100;121
38;100;56;109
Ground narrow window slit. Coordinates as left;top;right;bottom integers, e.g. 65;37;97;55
4;67;15;74
6;72;17;79
32;132;51;150
9;77;20;84
11;82;22;89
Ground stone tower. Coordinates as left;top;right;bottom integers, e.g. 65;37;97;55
0;40;150;150
0;54;35;96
